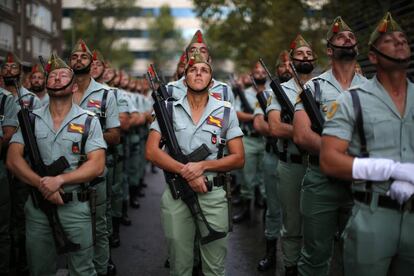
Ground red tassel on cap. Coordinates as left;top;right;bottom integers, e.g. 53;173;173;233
188;57;195;66
45;62;51;73
81;42;86;52
148;66;155;77
378;19;388;33
290;41;296;50
6;53;13;63
332;22;340;33
179;53;186;63
196;31;203;43
92;51;97;61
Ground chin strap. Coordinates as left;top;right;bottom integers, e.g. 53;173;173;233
185;77;213;93
327;41;358;50
370;45;410;64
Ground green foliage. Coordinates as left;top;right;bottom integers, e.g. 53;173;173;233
148;5;185;73
63;0;135;69
193;0;328;73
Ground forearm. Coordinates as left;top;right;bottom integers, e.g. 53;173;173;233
270;122;293;139
146;146;184;174
320;146;354;179
253;115;270;136
201;152;244;172
294;130;320;154
104;128;121;146
60;159;105;185
7;155;40;187
237;111;254;122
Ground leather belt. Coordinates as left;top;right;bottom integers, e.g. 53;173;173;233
308;155;319;166
353;191;414;212
279;152;303;164
61;190;90;203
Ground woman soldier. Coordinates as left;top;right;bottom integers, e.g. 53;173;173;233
146;51;244;276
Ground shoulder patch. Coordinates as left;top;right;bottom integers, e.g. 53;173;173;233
210;92;222;100
207;115;223;128
68;123;85;134
326;101;339;120
87;99;101;108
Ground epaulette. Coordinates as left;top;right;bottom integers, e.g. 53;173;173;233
86;110;97;117
0;87;12;96
223;101;232;108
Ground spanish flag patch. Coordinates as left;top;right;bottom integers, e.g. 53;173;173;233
87;99;101;108
68;123;85;134
207;116;222;128
211;93;222;100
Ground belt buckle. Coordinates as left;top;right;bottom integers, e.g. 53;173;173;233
218;137;226;145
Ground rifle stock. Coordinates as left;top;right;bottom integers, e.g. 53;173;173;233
289;63;325;134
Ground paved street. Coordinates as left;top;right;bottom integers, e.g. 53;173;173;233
112;167;283;276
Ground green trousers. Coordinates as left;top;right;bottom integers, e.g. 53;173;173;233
263;151;282;240
0;163;10;274
343;200;414;276
126;133;141;188
110;145;124;218
93;180;109;274
161;186;228;276
240;136;265;200
277;160;306;266
298;165;353;276
25;194;96;276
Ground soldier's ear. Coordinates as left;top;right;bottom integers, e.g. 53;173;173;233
71;83;78;93
326;47;333;58
368;51;378;65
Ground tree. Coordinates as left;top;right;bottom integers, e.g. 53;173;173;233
192;0;328;73
63;0;135;69
148;5;185;75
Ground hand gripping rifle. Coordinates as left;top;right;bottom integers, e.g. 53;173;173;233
147;66;227;244
289;63;325;134
14;71;80;254
259;58;295;123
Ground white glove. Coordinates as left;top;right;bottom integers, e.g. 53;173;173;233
352;158;396;181
390;162;414;184
387;180;414;205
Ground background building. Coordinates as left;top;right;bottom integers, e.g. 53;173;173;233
0;0;63;66
62;0;201;75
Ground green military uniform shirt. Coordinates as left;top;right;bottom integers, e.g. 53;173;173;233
323;76;414;195
0;88;18;128
10;104;106;192
150;94;243;178
78;78;120;131
295;69;366;120
12;87;41;112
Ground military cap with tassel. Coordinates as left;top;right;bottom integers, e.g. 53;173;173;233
326;16;352;41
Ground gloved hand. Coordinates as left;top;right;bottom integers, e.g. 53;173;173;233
352;158;396;181
390;162;414;184
387;180;414;205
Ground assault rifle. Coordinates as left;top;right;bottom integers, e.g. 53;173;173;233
289;63;324;134
259;58;294;123
14;79;80;254
148;66;227;244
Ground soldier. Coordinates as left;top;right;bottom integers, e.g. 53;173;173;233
0;54;19;276
267;36;316;275
146;50;244;276
6;53;106;276
30;63;49;106
320;12;414;276
173;52;187;81
252;50;292;271
91;51;131;248
2;52;41;274
69;39;120;276
232;61;268;223
292;17;367;276
167;30;235;104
